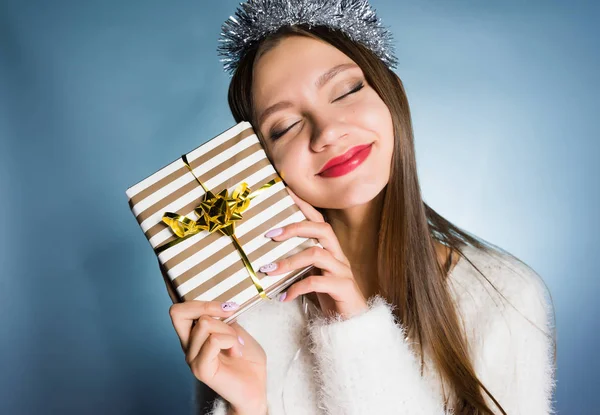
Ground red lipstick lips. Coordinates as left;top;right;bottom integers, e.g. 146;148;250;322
317;143;373;178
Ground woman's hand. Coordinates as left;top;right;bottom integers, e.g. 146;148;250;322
160;262;268;415
259;188;369;320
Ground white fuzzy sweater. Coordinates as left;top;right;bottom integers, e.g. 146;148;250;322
199;244;556;414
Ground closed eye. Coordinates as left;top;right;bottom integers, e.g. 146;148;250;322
333;81;364;102
269;81;365;141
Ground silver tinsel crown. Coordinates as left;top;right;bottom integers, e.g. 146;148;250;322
217;0;398;75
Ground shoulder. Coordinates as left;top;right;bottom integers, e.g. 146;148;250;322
446;245;557;414
448;243;555;338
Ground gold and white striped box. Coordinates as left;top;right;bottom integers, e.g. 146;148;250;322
126;121;321;323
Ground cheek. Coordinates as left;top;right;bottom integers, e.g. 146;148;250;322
353;96;394;167
270;144;308;181
353;94;393;137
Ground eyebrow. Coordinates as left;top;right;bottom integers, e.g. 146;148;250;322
257;62;359;127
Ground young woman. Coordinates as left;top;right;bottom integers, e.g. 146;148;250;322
164;2;557;414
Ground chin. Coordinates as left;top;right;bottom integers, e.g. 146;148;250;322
292;162;389;209
315;183;386;210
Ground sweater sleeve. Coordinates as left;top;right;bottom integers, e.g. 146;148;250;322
306;294;447;415
205;397;228;415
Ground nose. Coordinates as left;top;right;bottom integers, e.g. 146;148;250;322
309;112;348;152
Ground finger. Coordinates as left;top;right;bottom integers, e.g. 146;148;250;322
265;222;349;266
286;187;325;222
262;246;348;278
186;315;241;365
192;333;240;382
282;274;355;303
169;300;238;351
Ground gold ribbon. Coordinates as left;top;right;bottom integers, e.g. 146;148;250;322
156;154;282;301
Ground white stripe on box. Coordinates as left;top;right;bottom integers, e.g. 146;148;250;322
129;135;259;212
125;158;186;201
125;121;253;198
193;233;308;301
228;271;292;305
177;210;306;297
184;122;254;167
194;234;309;302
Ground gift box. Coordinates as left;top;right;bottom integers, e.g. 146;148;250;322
126;121;321;323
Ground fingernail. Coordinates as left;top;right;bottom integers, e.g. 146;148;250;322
259;262;278;273
221;301;239;311
278;292;287;302
238;335;245;346
264;227;283;238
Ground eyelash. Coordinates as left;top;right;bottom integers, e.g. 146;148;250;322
269;81;365;140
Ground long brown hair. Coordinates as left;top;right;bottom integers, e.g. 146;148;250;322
225;24;556;414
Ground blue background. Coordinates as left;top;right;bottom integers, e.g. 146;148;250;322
1;0;597;413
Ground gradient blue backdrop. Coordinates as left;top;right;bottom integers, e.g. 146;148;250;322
1;0;597;413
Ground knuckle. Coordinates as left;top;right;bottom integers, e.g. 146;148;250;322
168;303;180;319
309;246;323;258
278;258;289;269
185;353;194;366
201;333;218;355
197;315;213;331
226;324;238;336
190;359;205;381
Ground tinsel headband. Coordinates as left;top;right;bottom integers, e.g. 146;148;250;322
217;0;398;76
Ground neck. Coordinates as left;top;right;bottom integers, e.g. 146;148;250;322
322;188;386;298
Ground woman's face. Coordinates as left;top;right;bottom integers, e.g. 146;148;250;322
251;35;394;210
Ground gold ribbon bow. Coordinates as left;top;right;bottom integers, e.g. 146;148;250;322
156;154;281;300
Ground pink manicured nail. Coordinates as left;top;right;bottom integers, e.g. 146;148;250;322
278;292;287;302
259;262;278;273
238;336;245;346
265;227;283;238
221;301;239;311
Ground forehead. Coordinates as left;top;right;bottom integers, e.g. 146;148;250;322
251;35;355;107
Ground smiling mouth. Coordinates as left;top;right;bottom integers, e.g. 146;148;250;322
317;143;373;174
317;143;373;178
